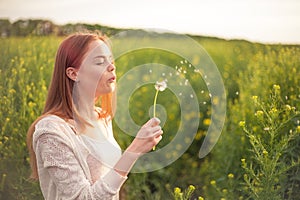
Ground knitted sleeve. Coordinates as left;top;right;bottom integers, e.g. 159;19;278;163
33;117;127;200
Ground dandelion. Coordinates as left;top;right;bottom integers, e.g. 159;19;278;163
153;80;167;116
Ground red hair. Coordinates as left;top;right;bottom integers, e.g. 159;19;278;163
27;32;115;180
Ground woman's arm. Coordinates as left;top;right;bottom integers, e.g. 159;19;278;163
113;117;163;177
34;117;162;199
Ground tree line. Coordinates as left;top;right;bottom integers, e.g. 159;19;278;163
0;18;122;37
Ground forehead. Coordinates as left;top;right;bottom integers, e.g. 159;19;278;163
86;40;112;58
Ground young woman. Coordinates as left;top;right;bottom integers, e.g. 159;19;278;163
27;32;163;200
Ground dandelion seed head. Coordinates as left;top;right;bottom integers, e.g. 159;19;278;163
155;80;167;91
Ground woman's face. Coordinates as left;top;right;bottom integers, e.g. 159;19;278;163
77;40;116;98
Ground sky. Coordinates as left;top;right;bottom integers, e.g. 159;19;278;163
0;0;300;44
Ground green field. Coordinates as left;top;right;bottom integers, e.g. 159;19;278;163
0;33;300;199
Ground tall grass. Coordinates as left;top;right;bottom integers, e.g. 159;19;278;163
0;35;299;199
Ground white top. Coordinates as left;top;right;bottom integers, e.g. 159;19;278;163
33;115;127;200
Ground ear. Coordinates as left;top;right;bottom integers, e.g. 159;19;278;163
66;67;78;81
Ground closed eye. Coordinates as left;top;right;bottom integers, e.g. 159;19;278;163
95;57;105;65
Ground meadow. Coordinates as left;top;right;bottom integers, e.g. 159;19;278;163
0;33;300;200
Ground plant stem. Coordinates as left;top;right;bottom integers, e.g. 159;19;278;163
153;89;159;118
152;89;159;150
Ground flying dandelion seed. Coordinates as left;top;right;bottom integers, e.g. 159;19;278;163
162;73;165;76
179;92;182;96
201;90;204;94
169;73;173;76
180;61;184;64
236;91;239;95
190;94;194;98
189;64;192;68
183;70;187;74
149;69;152;73
209;93;212;98
203;102;207;105
184;79;189;85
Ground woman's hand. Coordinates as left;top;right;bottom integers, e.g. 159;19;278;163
126;118;163;155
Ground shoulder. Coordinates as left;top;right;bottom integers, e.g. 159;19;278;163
33;115;73;147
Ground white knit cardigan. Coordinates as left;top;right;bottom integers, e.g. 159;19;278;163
33;115;127;200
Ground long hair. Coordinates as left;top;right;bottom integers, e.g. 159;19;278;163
26;32;115;180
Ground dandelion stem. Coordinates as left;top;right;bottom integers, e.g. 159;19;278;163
152;89;160;151
153;89;159;118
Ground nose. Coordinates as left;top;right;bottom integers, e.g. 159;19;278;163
107;63;115;72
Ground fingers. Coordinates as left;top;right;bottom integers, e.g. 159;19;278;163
143;117;160;128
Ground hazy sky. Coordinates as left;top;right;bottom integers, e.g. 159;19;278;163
1;0;300;44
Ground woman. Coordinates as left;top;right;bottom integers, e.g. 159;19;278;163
27;32;163;200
